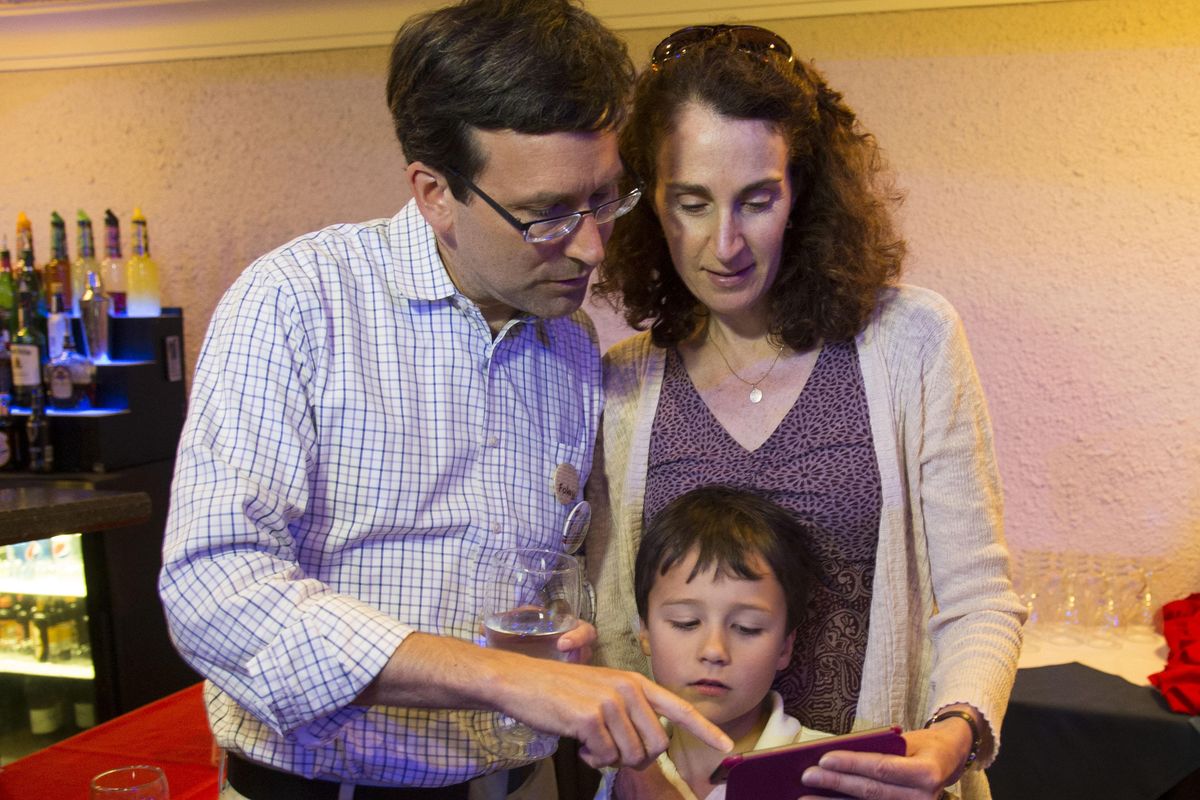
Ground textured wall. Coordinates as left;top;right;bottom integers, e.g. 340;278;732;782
1;0;1196;607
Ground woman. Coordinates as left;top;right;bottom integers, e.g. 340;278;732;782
586;25;1025;800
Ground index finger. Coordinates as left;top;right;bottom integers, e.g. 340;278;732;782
646;684;732;753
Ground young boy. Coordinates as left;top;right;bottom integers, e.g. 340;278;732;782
597;484;831;800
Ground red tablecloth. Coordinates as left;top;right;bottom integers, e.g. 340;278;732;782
0;683;217;799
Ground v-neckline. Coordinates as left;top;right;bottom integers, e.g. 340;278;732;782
668;344;825;454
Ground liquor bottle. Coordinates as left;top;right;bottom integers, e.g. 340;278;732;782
46;327;96;410
26;388;53;473
15;212;36;279
0;393;24;470
0;238;14;398
43;212;72;313
15;218;47;343
11;302;46;408
23;675;64;743
0;236;14;336
67;595;90;659
11;594;32;654
72;211;100;317
45;598;78;661
78;271;110;362
125;207;161;317
46;283;69;361
71;679;96;730
31;597;50;662
0;593;21;652
101;209;127;316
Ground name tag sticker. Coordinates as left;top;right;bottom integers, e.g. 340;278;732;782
552;462;579;505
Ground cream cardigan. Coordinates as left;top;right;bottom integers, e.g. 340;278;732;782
585;285;1026;799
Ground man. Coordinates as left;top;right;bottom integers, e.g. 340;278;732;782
158;1;730;798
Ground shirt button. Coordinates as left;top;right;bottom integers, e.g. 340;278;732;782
487;435;499;447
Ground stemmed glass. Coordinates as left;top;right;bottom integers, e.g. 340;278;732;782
476;547;581;759
89;765;169;799
1126;559;1159;641
1013;550;1045;645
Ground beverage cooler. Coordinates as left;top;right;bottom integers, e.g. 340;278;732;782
0;311;199;765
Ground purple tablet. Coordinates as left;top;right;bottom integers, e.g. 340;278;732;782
713;725;906;800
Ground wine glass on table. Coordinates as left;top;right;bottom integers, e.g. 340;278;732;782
89;765;169;799
477;546;581;759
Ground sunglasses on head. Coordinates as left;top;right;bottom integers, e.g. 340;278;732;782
650;24;794;71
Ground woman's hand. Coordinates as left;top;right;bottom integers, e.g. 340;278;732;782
557;619;597;664
798;716;974;800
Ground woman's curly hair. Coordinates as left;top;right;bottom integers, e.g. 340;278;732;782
595;35;906;349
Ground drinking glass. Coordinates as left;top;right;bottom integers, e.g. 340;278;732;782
1014;550;1044;646
476;547;581;759
1126;559;1160;641
1077;554;1121;647
89;765;169;799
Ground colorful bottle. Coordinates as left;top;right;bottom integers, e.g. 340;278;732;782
100;210;127;316
0;240;14;399
125;208;161;317
11;301;45;408
43;212;72;314
15;214;46;341
72;211;99;317
0;236;14;341
15;212;35;278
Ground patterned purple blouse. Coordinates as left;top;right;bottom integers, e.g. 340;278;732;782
643;340;882;734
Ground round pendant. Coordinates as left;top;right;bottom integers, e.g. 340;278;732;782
749;387;763;404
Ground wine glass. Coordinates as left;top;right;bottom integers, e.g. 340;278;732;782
1076;553;1121;648
476;547;581;760
1012;550;1045;636
89;765;169;799
1126;558;1160;641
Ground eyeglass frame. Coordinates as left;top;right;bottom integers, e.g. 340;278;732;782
443;165;644;244
650;24;795;72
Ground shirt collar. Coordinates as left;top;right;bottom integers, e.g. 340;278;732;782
388;199;458;303
386;200;537;338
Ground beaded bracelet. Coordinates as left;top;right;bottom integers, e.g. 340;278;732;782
923;709;981;770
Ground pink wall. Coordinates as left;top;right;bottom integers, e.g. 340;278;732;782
2;0;1196;605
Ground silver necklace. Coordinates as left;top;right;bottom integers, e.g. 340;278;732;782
708;335;785;404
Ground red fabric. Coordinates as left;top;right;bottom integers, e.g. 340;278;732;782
1149;593;1200;715
0;683;218;800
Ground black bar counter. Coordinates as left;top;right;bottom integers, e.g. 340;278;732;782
0;484;151;546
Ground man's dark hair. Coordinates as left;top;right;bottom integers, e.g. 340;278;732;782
386;0;634;201
634;485;818;632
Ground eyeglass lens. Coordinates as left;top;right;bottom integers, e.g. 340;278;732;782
525;189;641;243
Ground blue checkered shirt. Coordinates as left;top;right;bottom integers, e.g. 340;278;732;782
160;200;602;787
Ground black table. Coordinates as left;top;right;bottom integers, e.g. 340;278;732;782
989;662;1200;800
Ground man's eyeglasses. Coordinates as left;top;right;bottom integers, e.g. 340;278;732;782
650;25;794;71
444;167;643;244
